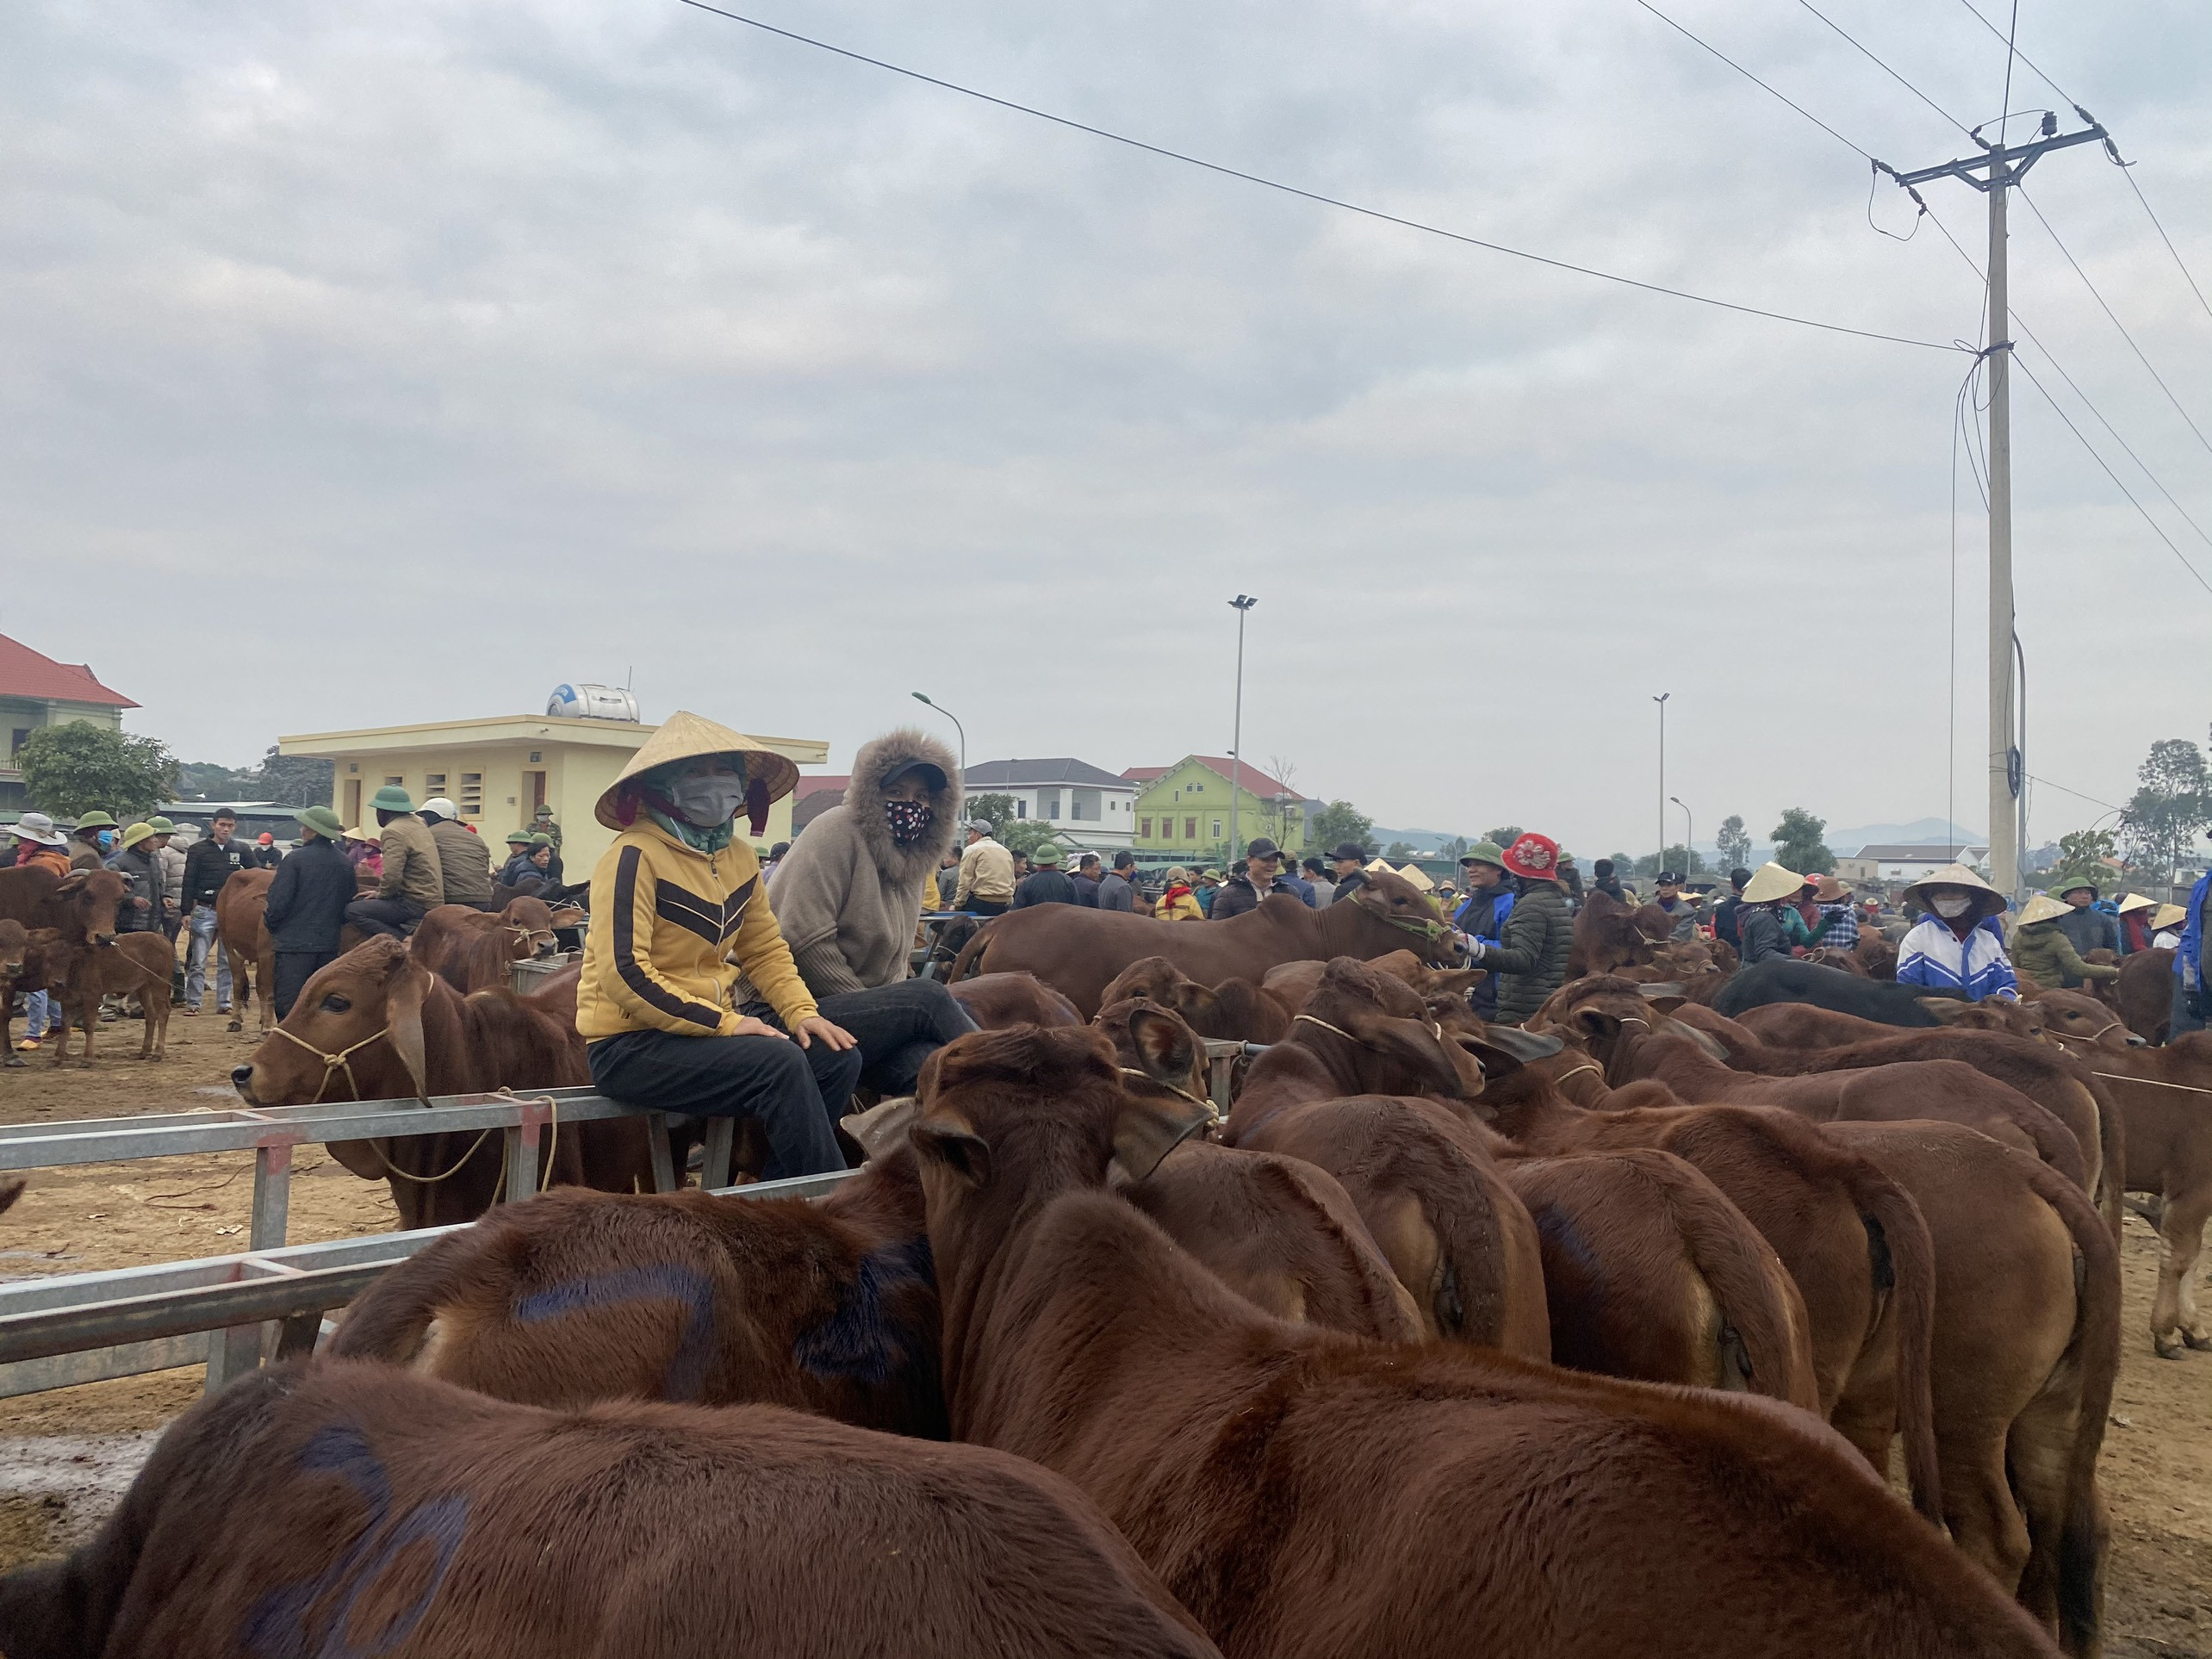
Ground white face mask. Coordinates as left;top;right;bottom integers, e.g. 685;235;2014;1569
670;774;747;828
1930;895;1973;919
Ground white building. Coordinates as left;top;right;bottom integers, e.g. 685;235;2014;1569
1836;843;1992;885
963;759;1137;848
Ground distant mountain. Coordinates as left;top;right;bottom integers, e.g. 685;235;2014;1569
1370;827;1467;854
1824;818;1985;854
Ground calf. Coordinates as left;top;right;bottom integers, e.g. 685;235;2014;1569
232;937;655;1227
1714;957;1952;1024
18;929;175;1066
910;1025;2057;1659
214;867;276;1034
412;896;582;993
333;1146;943;1437
1498;1147;1818;1406
1099;955;1291;1042
2114;947;2174;1042
946;971;1083;1028
0;1362;1219;1659
0;865;126;948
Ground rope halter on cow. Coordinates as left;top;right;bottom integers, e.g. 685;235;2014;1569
266;1024;420;1108
1117;1067;1219;1124
1292;1013;1357;1042
2047;1019;2126;1047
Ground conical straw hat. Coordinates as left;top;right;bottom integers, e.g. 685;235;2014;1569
2017;892;2070;927
1900;861;2005;919
2116;892;2156;915
1739;861;1805;904
595;711;800;831
1395;862;1434;892
2153;904;2187;931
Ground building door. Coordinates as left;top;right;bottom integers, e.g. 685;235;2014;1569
524;770;546;819
343;778;362;827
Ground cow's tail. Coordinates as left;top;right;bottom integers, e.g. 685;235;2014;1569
2078;1069;2125;1244
2021;1149;2120;1656
325;1232;481;1364
946;920;995;985
1840;1159;1944;1525
1657;1160;1820;1410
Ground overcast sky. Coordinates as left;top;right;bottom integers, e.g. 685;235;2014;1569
5;0;2208;854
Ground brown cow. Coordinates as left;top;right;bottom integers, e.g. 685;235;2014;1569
1492;1051;1942;1522
908;1024;2059;1659
0;864;126;1057
232;937;656;1228
949;869;1458;1017
946;971;1083;1028
411;896;583;993
1824;1121;2117;1652
1498;1148;1819;1407
1099;998;1421;1342
1568;886;1662;976
18;929;175;1066
1258;948;1483;1021
2114;947;2174;1042
1098;956;1291;1042
214;867;276;1034
332;1146;944;1437
0;1362;1221;1659
0;918;31;1066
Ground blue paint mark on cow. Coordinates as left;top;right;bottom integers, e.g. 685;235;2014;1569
243;1422;470;1659
513;1264;718;1401
792;1236;934;1384
1533;1204;1602;1283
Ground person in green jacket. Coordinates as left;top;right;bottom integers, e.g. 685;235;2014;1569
2013;892;2121;991
1459;833;1572;1026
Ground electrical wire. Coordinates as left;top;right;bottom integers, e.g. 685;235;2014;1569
2016;186;2212;460
2122;170;2212;325
1793;0;1973;138
1631;1;1871;159
674;0;1962;352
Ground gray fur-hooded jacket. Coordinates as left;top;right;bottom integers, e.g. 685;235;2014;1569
765;728;963;999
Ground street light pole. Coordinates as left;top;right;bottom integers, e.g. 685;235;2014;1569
1228;596;1257;861
1670;796;1692;878
909;692;965;777
1652;693;1670;879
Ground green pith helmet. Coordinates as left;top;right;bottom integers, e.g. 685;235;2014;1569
296;805;345;840
119;822;157;850
73;811;117;830
370;785;415;814
1461;840;1507;869
530;833;554;848
505;830;534;846
1031;842;1063;866
146;817;176;834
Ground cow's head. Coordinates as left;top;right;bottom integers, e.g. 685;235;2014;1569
0;920;26;979
232;937;435;1107
1925;996;2048;1041
49;869;125;948
1286;956;1502;1099
1094;997;1212;1112
499;896;581;960
2024;987;2145;1050
1344;870;1463;965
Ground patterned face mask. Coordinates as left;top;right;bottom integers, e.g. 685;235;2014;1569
885;799;933;846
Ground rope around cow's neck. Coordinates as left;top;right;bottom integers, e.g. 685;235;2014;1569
365;1090;561;1190
2047;1020;2126;1047
1293;1012;1356;1042
1117;1067;1219;1123
2086;1070;2212;1096
1550;1060;1603;1088
267;1024;419;1108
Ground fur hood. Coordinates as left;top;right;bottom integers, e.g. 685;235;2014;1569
842;727;962;882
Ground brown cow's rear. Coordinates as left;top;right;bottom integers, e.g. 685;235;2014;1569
910;1025;2058;1659
0;1362;1220;1659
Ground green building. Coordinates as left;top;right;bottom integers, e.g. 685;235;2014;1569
1126;756;1308;864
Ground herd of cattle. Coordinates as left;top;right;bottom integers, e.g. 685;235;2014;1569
0;860;2208;1656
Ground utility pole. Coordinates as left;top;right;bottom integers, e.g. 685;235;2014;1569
1671;796;1693;877
1892;112;2109;903
1652;693;1669;876
1228;595;1258;862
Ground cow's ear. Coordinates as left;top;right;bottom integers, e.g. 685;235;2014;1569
1169;981;1220;1022
546;906;586;928
1128;1004;1199;1085
385;958;433;1105
1917;997;1970;1024
841;1096;918;1161
52;873;88;896
1360;1015;1476;1098
1109;1092;1210;1188
911;1110;991;1190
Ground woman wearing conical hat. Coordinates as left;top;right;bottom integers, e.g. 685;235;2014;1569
1893;863;2018;1002
577;712;862;1182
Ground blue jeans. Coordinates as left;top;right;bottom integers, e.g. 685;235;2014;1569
184;906;232;1011
22;991;59;1040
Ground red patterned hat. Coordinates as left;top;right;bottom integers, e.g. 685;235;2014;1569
1500;832;1560;882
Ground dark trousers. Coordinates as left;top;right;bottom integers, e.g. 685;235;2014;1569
814;979;979;1097
2174;973;2207;1039
274;950;339;1020
963;898;1009;917
345;896;426;940
587;1026;863;1182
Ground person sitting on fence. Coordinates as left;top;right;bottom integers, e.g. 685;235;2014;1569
577;712;861;1183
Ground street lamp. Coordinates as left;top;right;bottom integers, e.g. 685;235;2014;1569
1669;796;1692;879
1652;693;1670;879
1228;596;1258;859
910;692;966;777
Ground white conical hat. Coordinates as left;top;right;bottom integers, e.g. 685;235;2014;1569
1900;861;2005;919
1739;861;1805;904
594;711;799;831
1395;863;1434;891
2116;892;2156;915
2017;892;2070;927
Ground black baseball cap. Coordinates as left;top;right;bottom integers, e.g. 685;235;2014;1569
1245;837;1281;860
1329;842;1366;862
1657;870;1681;885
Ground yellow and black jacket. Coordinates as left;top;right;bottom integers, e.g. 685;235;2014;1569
578;823;818;1042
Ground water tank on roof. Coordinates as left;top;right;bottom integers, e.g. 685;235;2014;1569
547;683;641;723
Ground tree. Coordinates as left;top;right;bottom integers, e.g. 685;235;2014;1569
1770;809;1834;875
1308;801;1376;856
18;724;177;821
176;760;255;801
966;792;1016;830
250;746;334;808
1441;836;1469;862
2122;737;2212;884
999;819;1065;859
1482;825;1523;849
1715;814;1753;874
2038;827;2120;898
1631;846;1706;881
1383;841;1417;861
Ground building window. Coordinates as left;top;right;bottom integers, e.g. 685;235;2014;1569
9;729;28;761
1212;818;1223;841
459;773;483;817
1140;817;1152;839
385;776;404;786
1184;817;1198;842
426;774;446;792
1040;791;1060;820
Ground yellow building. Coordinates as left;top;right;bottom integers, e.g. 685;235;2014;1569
280;713;830;871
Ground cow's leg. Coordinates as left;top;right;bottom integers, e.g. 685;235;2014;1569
0;983;17;1067
2152;1185;2212;1357
2007;1370;2099;1641
1943;1432;2034;1594
257;948;276;1034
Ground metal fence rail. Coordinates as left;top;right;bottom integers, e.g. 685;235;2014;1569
0;1170;854;1398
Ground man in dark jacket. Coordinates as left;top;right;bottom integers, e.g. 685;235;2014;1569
109;823;167;935
1459;834;1572;1025
421;797;495;909
1096;850;1138;912
182;808;258;1015
1451;842;1514;1020
1071;853;1103;907
1210;838;1299;921
2051;880;2118;960
1011;842;1078;908
1710;867;1751;950
264;806;359;1017
1326;842;1370;903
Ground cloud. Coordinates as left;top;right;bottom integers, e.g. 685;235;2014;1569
2;0;2205;855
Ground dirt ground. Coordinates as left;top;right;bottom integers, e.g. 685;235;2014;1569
0;1003;2206;1652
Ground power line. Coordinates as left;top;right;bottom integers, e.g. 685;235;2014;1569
1793;0;1973;138
1953;0;2073;106
2122;171;2212;325
1632;1;1870;159
2016;187;2212;459
674;0;1962;352
2028;774;2126;814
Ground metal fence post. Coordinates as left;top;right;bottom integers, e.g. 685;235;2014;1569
646;1112;678;1194
249;1140;297;1253
501;1100;546;1203
700;1117;735;1191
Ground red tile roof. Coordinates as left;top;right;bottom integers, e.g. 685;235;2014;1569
794;774;849;799
0;635;137;709
1120;766;1169;784
1130;757;1295;798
